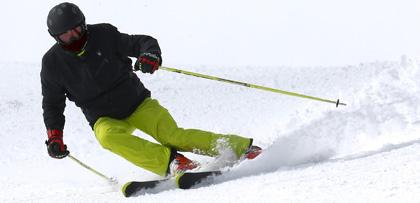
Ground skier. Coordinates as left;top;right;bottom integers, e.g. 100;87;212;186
42;2;261;177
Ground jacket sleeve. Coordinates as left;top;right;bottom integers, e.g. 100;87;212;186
108;24;162;57
41;56;66;130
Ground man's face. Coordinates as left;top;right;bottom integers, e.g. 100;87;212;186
58;26;83;45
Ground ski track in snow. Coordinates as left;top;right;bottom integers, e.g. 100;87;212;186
1;56;420;202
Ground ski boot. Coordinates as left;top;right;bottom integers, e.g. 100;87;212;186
244;145;262;160
169;153;200;175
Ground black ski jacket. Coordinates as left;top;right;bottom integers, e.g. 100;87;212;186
41;23;161;130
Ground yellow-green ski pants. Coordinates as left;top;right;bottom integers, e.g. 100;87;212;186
93;98;251;176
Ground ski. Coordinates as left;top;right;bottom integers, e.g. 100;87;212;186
122;171;222;197
176;170;222;189
122;146;262;197
122;178;170;197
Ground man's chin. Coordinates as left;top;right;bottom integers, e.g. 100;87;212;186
60;33;88;53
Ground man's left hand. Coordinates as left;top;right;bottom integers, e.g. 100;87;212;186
134;53;162;74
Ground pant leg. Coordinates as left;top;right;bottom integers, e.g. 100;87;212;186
125;98;252;158
93;117;171;176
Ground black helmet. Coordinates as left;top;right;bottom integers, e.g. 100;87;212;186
47;2;85;36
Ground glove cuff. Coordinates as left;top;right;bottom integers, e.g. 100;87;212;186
47;129;63;139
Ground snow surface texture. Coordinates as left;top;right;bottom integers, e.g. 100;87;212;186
2;0;420;202
2;58;420;202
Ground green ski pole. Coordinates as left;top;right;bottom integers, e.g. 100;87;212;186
68;154;117;184
160;66;346;107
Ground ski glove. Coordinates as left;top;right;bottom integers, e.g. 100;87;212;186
134;53;162;74
45;129;69;159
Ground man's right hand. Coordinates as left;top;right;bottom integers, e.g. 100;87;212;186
45;129;69;159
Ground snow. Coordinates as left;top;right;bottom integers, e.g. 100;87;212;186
1;0;420;202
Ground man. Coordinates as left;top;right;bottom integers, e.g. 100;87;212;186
42;2;261;177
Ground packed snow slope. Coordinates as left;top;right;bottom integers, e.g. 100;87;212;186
2;0;420;202
1;57;420;202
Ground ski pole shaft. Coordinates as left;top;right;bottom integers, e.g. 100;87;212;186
68;154;116;183
160;66;346;107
